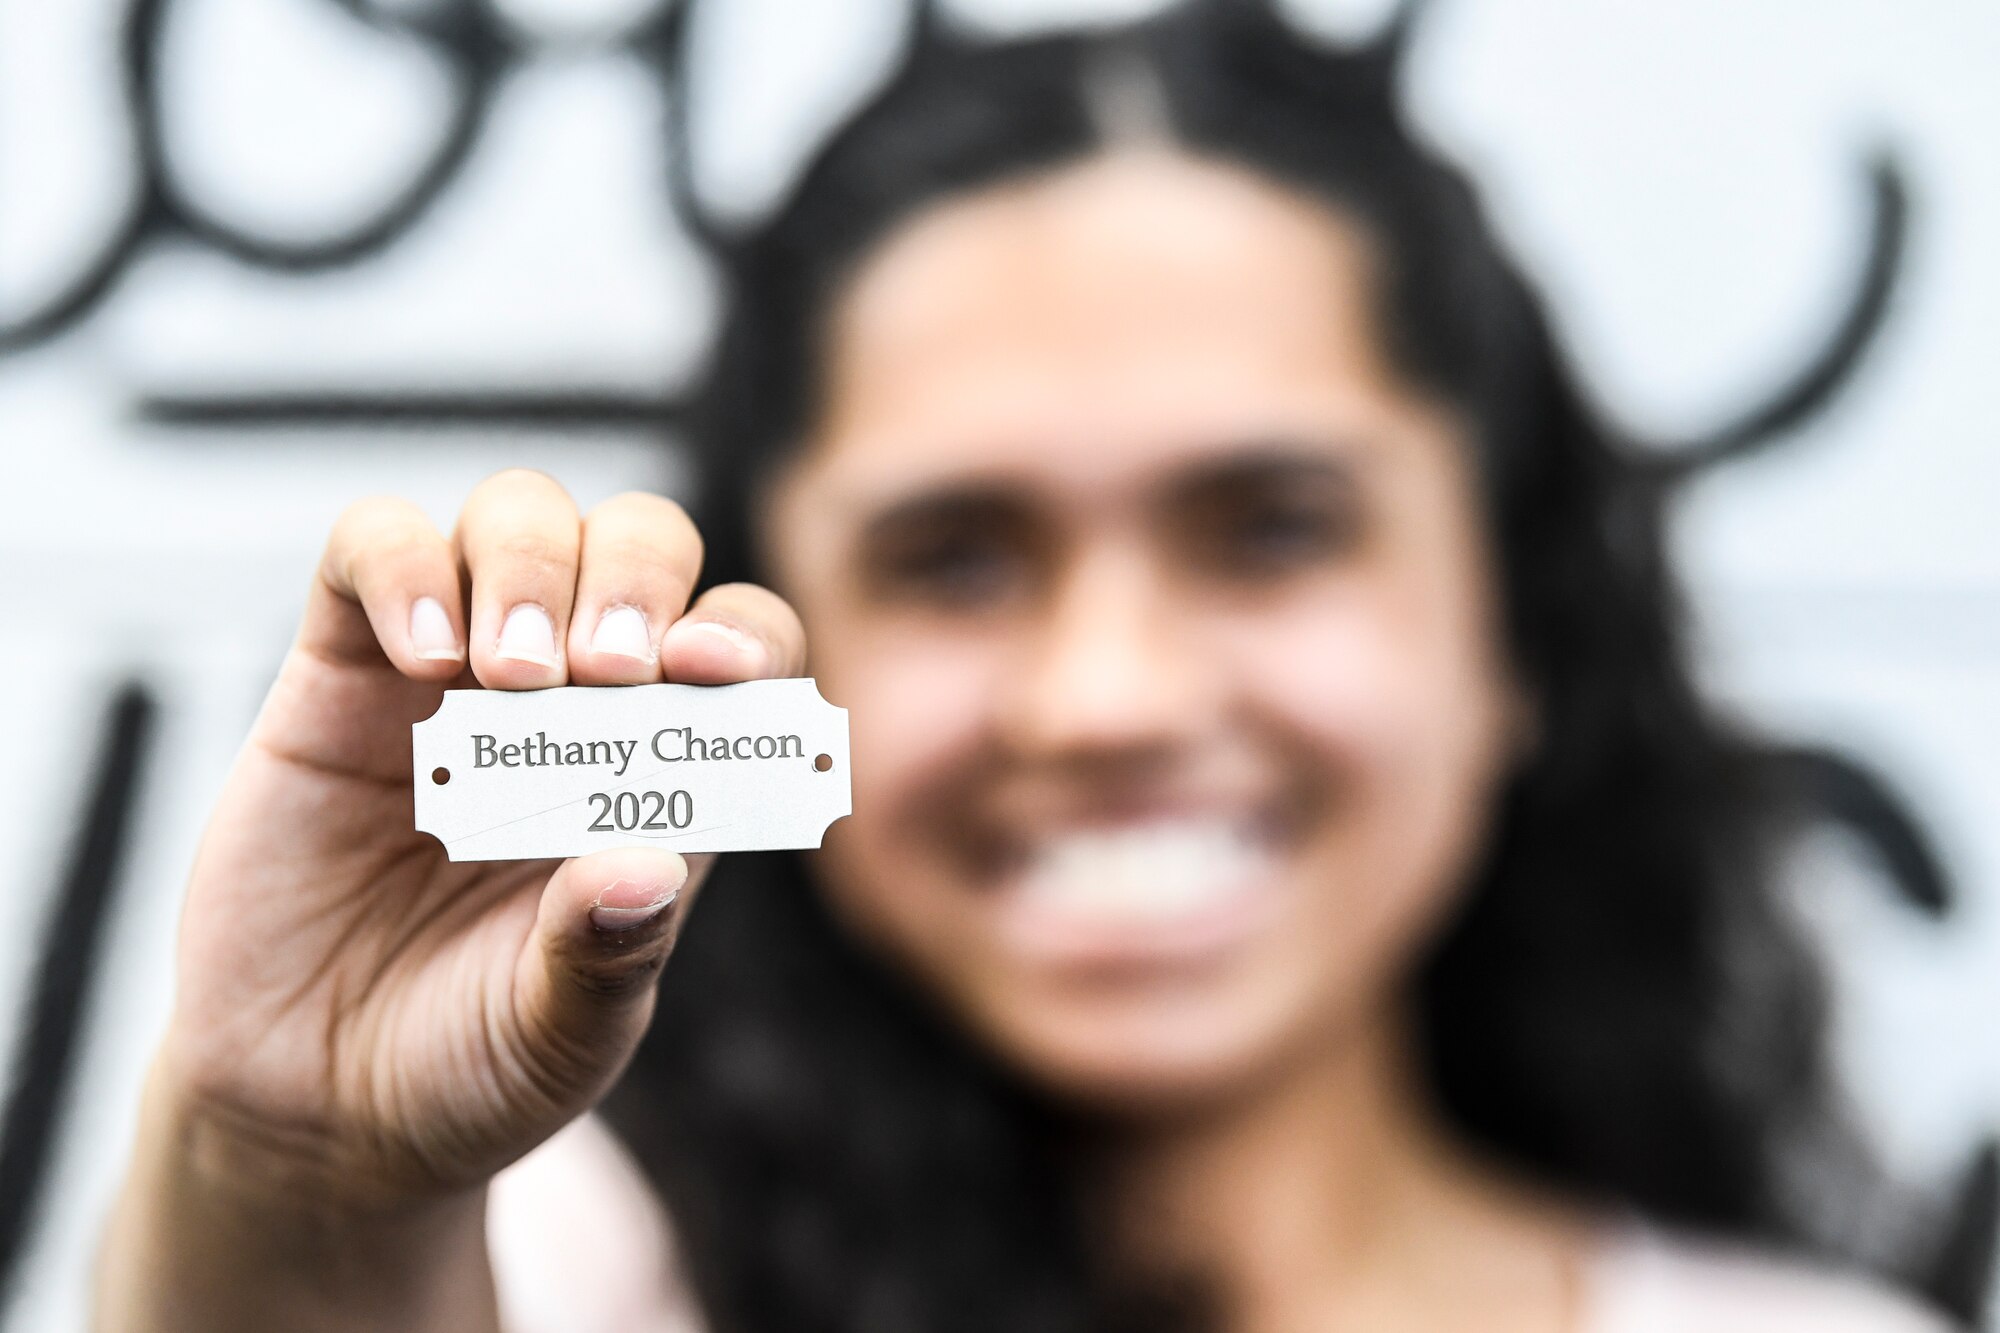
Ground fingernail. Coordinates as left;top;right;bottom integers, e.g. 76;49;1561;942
496;604;559;668
410;597;462;661
675;619;765;667
590;880;681;932
589;605;655;662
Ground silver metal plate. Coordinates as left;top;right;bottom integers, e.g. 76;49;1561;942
412;679;851;861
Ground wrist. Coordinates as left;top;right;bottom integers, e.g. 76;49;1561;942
151;1018;488;1214
99;1063;498;1333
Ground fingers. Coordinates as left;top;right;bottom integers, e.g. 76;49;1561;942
661;582;809;685
309;473;790;695
515;848;697;1096
306;496;465;678
567;493;705;686
457;470;582;690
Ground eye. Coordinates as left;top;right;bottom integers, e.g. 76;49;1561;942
858;523;1035;611
1181;482;1362;581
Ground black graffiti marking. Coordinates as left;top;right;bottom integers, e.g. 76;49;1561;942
0;0;697;355
0;0;1909;475
136;388;681;432
0;684;156;1305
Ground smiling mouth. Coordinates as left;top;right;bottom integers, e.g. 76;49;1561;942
992;814;1287;969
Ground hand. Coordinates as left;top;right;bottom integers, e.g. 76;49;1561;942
158;470;805;1208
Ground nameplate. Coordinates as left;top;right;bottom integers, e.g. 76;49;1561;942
412;679;850;861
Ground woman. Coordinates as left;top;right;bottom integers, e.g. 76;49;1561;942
95;3;1976;1329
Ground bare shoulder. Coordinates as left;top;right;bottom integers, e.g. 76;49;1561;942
1587;1224;1956;1333
488;1115;707;1333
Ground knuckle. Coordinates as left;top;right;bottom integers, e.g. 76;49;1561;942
593;494;702;556
491;531;578;578
600;490;689;523
588;533;657;567
356;531;441;575
713;583;804;633
480;467;568;501
592;535;694;583
332;494;420;541
326;496;439;589
461;470;578;531
566;949;666;1001
707;580;779;607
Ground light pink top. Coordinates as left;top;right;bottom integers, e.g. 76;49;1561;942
1581;1221;1952;1333
490;1119;1954;1333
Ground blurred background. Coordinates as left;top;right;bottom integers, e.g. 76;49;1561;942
1;0;1995;1327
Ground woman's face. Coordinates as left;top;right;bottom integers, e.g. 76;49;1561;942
767;152;1526;1113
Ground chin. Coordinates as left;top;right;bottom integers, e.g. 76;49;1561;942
972;980;1319;1119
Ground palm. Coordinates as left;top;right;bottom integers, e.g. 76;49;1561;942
171;645;569;1195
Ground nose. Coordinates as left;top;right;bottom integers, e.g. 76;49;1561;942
996;542;1216;761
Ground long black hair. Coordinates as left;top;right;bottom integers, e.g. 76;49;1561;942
600;2;1992;1328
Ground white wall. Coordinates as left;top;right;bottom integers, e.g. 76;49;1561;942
2;1;1996;1327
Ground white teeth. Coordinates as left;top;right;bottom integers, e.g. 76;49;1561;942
1020;818;1267;923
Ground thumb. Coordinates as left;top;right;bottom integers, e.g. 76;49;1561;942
514;847;692;1105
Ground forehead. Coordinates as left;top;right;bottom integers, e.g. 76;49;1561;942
810;150;1418;491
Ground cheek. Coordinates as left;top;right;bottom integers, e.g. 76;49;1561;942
1229;580;1515;929
816;622;998;821
1236;576;1499;758
803;619;1002;944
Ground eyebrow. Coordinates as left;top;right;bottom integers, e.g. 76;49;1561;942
848;438;1370;539
1160;443;1366;506
855;483;1036;550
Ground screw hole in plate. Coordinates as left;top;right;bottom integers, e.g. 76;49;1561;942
813;754;833;773
432;767;451;785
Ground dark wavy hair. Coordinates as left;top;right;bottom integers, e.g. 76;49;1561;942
603;2;1992;1329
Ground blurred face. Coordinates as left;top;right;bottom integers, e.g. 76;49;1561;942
767;152;1526;1113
